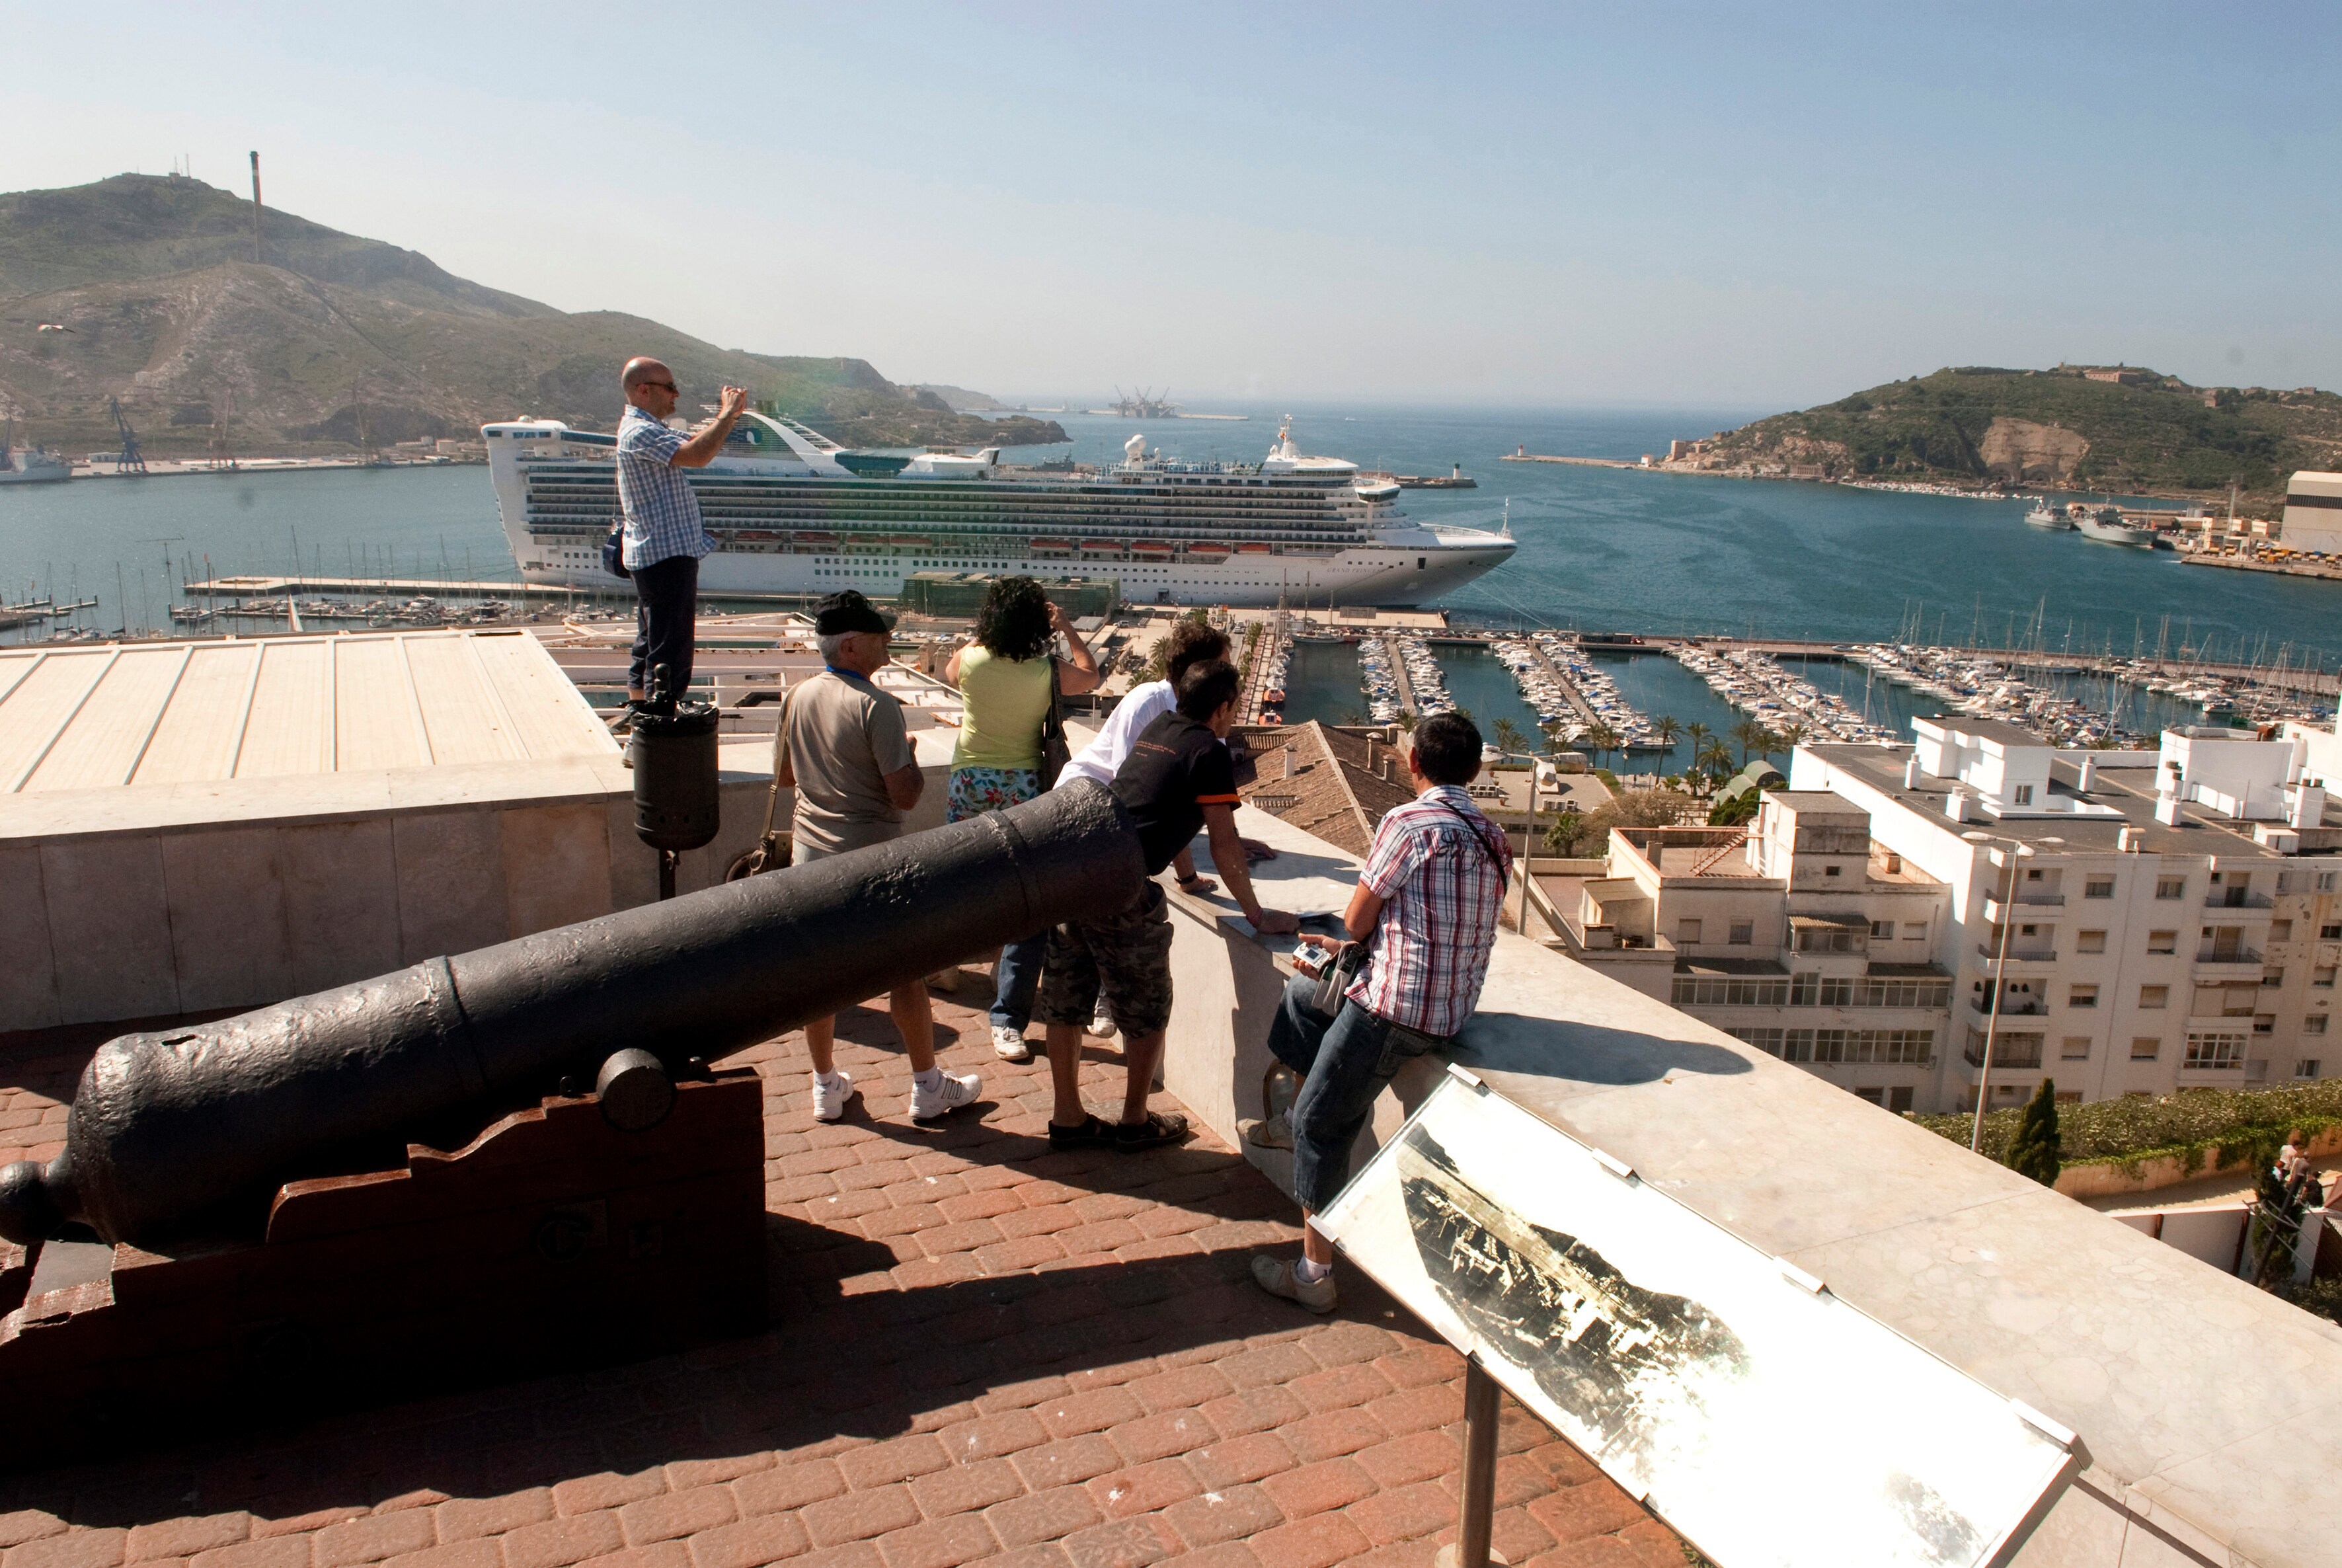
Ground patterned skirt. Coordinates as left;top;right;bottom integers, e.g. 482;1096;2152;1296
947;765;1042;824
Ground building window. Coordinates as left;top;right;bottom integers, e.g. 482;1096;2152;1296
1729;921;1754;945
2131;1037;2162;1060
2156;877;2186;900
2263;968;2284;988
2148;930;2177;955
2184;1031;2247;1070
2255;1014;2275;1035
2012;785;2034;805
2307;1015;2330;1036
1726;1027;1784;1055
1859;977;1952;1008
2300;1060;2324;1079
2321;873;2339;892
2078;929;2107;954
2272;920;2293;943
2318;967;2338;990
2068;984;2098;1009
1904;921;1928;941
2062;1036;2092;1060
1674;975;1792;1006
1871;920;1894;939
1818;976;1855;1006
2084;877;2115;900
1854;1086;1885;1105
1824;865;1842;877
2139;985;2168;1009
2322;923;2342;940
1888;1086;1915;1113
1677;918;1702;944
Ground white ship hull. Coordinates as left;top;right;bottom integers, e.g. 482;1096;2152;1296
483;413;1514;609
0;449;71;485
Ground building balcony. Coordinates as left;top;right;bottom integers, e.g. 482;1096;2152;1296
1974;942;2058;969
1984;892;2065;921
2194;949;2264;975
1962;1043;2046;1071
2204;888;2275;910
1966;997;2049;1021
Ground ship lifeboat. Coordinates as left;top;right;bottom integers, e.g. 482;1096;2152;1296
1259;711;1284;726
734;529;777;541
890;535;933;549
1185;541;1232;560
1079;539;1124;557
1130;540;1173;558
1030;538;1075;557
1235;543;1273;555
1265;688;1287;705
793;531;840;546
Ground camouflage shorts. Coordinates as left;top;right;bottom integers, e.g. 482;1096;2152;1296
1036;882;1175;1036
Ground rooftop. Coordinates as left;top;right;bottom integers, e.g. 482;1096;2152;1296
1231;721;1415;861
1913;714;2056;750
0;992;1682;1568
0;631;613;795
1807;741;2340;858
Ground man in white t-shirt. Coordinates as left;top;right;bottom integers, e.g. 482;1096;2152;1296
1062;619;1232;894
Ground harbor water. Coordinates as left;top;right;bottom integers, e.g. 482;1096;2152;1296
5;405;2340;676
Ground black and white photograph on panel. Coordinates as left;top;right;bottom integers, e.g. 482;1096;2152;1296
1313;1074;2079;1567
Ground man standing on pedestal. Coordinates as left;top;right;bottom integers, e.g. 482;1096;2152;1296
615;357;748;722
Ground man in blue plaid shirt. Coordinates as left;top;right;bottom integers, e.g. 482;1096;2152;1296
616;357;750;717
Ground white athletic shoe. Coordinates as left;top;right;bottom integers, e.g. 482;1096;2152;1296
991;1025;1033;1062
810;1068;854;1123
1091;999;1118;1038
910;1068;982;1121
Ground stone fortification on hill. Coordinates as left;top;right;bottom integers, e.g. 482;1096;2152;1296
0;174;1066;458
1668;364;2341;502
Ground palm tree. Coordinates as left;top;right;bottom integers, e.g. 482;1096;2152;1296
1584;722;1623;770
1730;718;1770;765
1684;720;1711;765
1651;715;1682;751
1491;717;1528;758
1696;737;1733;782
1775;721;1808;752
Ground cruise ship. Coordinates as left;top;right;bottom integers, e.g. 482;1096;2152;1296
481;414;1514;608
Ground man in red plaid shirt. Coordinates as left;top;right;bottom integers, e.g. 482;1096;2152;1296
1251;711;1512;1313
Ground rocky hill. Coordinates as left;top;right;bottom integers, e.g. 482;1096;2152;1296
1675;365;2341;501
0;174;1066;457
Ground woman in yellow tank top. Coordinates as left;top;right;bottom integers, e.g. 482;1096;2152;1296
944;577;1101;1060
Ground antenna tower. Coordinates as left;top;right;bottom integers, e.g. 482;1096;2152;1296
249;151;264;264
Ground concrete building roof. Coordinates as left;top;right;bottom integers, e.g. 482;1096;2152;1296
1231;721;1416;859
1913;714;2048;749
0;631;614;796
1807;741;2339;859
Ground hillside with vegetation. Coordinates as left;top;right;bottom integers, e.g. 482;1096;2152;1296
0;174;1066;457
1682;365;2341;502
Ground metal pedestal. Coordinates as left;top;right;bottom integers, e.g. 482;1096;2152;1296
1434;1356;1505;1568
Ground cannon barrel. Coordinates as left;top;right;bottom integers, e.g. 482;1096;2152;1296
0;782;1144;1248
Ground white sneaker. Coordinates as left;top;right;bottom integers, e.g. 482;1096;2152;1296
1091;999;1117;1038
991;1025;1033;1062
811;1068;853;1123
910;1068;982;1121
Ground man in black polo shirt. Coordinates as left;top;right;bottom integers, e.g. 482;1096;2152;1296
1037;659;1299;1150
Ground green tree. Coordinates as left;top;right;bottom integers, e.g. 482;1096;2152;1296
1775;721;1808;751
2005;1079;2062;1187
1684;720;1711;759
1696;737;1733;781
1542;807;1584;855
1583;722;1622;770
1491;717;1528;758
1651;715;1682;751
1730;718;1772;765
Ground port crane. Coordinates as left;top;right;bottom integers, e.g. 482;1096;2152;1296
1110;387;1183;420
107;397;147;475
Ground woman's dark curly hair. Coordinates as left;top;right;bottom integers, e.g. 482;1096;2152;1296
974;576;1054;662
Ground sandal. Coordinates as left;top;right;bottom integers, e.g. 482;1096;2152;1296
1048;1114;1118;1150
1114;1110;1190;1152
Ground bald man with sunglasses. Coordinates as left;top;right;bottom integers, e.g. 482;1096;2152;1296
615;357;750;721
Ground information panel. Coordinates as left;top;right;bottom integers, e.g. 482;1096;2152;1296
1315;1074;2078;1567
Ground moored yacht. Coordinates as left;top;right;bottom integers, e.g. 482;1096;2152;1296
2023;500;2075;530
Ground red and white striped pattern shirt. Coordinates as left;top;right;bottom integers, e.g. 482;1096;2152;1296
1347;785;1512;1037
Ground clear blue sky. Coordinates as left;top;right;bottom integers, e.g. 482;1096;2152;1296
9;1;2335;410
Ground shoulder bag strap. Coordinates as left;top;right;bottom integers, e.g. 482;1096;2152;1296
758;681;797;843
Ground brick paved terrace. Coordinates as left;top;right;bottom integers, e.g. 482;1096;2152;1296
0;988;1686;1568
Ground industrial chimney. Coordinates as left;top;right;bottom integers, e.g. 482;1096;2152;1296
249;151;263;264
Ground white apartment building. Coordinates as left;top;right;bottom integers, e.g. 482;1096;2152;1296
1560;792;1955;1111
1552;709;2342;1112
1793;716;2342;1112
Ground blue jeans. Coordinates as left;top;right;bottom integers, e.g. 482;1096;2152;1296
992;930;1046;1033
1267;971;1433;1212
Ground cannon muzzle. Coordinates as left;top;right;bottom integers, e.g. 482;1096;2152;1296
0;781;1144;1247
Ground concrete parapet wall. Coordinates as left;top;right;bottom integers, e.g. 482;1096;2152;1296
1165;806;2342;1567
2054;1123;2342;1199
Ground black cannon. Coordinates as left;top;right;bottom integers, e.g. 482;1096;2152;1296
0;782;1143;1249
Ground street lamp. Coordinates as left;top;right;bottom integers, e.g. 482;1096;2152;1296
1960;830;2063;1154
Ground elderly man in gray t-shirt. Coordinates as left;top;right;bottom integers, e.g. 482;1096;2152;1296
776;591;982;1124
